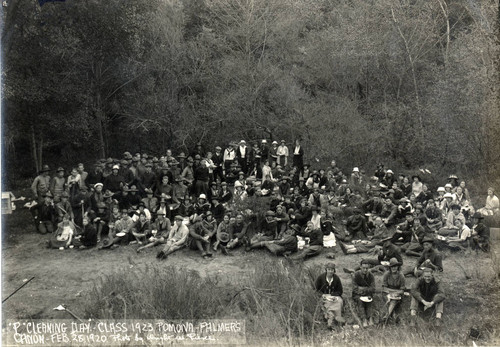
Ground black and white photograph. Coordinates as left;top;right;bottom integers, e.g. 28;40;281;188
1;0;499;346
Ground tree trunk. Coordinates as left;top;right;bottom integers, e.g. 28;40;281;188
31;126;39;173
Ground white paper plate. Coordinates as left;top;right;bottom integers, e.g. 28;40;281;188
360;296;373;302
116;232;126;237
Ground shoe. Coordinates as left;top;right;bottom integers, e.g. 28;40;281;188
201;252;207;258
434;318;442;327
339;242;348;255
343;267;354;274
362;319;368;328
156;251;165;259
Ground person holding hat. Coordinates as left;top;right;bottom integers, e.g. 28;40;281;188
31;164;52;203
352;259;376;327
31;192;57;234
381;258;406;322
214;214;233;255
315;262;345;327
156;215;189;259
49;167;66;203
471;212;490;252
404;236;443;277
409;267;445;327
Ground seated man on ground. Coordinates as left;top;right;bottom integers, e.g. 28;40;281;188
74;216;98;249
157;215;189;260
289;221;324;261
352;259;376;327
315;262;345;328
214;214;233;255
389;212;414;244
188;215;213;258
400;216;427;257
136;210;171;253
409;267;445;327
344;208;369;240
441;217;471;251
471;212;490;252
381;258;406;323
262;224;299;256
404;236;443;277
438;204;465;236
343;239;402;274
131;212;152;244
226;213;250;250
249;210;277;250
424;199;443;232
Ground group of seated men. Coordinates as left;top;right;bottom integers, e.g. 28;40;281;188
29;139;494;256
27;139;497;327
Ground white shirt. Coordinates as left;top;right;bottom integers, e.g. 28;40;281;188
239;146;246;158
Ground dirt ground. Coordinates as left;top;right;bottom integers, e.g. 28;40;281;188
2;205;500;343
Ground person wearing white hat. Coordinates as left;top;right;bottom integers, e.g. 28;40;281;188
232;180;248;203
104;165;125;193
349;167;363;190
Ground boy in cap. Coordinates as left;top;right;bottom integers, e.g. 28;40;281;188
315;262;345;327
409;267;445;327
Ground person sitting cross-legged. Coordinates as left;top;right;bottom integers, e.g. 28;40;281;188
404;236;443;277
409;267;445;327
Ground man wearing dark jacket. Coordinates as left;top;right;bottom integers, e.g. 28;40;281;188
289;221;324;261
315;262;345;327
263;224;298;256
409;267;445;327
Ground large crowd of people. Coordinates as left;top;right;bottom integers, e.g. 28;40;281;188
28;138;497;327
